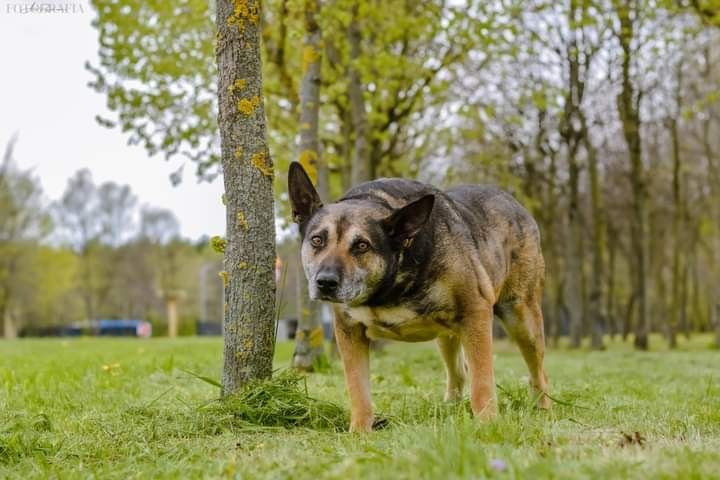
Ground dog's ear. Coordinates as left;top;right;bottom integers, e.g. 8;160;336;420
288;162;323;225
382;194;435;243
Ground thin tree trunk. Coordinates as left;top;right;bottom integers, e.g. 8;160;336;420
586;137;605;350
166;296;178;338
348;3;371;185
669;113;682;349
561;1;594;349
565;182;584;348
606;222;618;339
623;291;635;342
217;0;277;394
714;303;720;349
614;0;649;350
680;250;690;339
546;150;562;347
2;305;17;339
81;248;95;321
292;0;326;371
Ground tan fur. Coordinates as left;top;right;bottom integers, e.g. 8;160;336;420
333;305;373;432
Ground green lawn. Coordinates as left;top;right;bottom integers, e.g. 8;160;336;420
1;335;719;479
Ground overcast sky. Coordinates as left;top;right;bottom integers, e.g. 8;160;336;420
0;1;225;240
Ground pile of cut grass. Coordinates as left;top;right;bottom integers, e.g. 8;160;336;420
201;370;349;432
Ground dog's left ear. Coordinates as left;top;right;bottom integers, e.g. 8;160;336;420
288;162;323;225
383;194;435;244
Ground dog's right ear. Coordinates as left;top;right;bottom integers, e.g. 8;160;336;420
288;162;323;225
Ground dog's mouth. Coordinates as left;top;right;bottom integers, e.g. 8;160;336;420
311;286;367;305
316;293;343;303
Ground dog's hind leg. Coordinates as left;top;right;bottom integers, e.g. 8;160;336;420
499;300;551;409
436;335;466;402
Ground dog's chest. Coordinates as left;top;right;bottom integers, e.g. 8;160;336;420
343;305;455;342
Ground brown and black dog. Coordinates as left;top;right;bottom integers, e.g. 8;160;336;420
288;162;550;432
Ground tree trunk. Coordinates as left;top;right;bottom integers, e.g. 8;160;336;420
292;0;326;371
586;137;605;350
606;222;618;339
166;296;178;338
297;0;327;201
81;249;95;321
714;303;720;349
669;113;682;349
2;306;17;339
565;170;584;349
348;3;371;186
614;0;649;350
216;0;277;394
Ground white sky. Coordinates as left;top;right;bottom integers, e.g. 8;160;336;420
0;2;225;240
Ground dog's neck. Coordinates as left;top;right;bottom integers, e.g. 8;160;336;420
361;227;435;308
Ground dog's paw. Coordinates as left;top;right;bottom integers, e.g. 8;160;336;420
537;393;552;410
444;389;464;403
349;415;374;433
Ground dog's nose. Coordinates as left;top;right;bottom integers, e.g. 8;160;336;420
316;273;339;294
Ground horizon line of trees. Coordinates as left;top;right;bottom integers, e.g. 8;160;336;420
0;136;226;338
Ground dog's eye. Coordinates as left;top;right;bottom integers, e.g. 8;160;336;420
310;235;323;248
354;241;370;253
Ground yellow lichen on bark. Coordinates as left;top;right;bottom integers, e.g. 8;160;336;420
309;326;324;347
228;78;247;93
239;261;248;269
298;150;318;184
302;46;320;74
227;0;259;30
210;236;226;253
237;96;260;116
236;211;249;230
251;151;273;178
219;271;229;288
234;146;243;159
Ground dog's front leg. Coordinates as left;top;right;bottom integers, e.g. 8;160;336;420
460;300;498;420
333;308;373;432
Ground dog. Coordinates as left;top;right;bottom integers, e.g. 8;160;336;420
288;162;550;432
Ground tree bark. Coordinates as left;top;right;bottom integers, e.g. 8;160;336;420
166;296;178;338
216;0;277;394
2;305;17;339
292;0;326;371
560;3;585;349
348;3;371;186
714;303;720;349
614;0;649;350
564;162;584;348
606;223;618;339
668;112;682;349
586;136;605;350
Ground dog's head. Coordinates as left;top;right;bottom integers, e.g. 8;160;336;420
288;162;434;306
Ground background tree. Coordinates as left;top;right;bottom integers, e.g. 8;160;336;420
292;0;327;371
0;136;51;338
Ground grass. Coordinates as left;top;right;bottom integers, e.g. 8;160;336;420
1;335;719;479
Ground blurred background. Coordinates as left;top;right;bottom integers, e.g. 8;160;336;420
0;0;718;349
